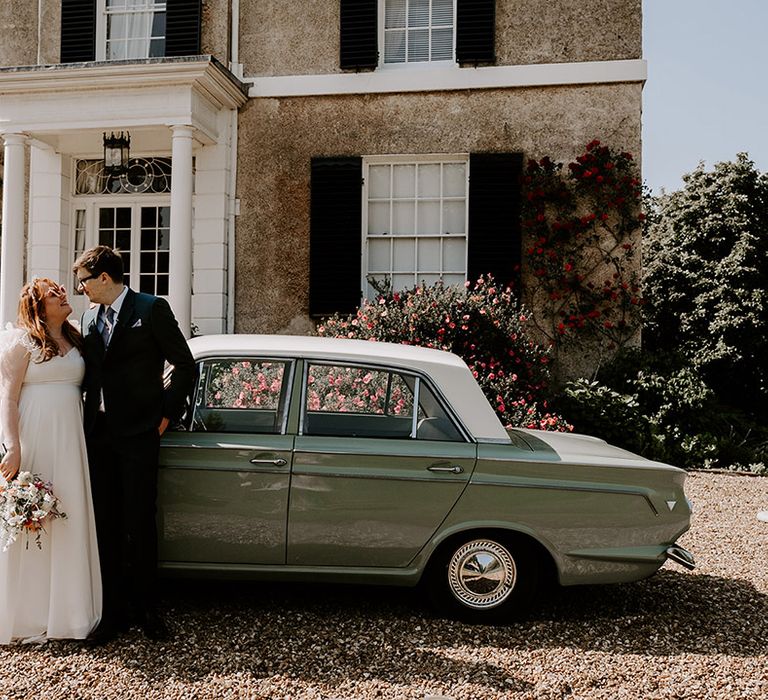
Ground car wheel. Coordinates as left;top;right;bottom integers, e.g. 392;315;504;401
427;535;539;623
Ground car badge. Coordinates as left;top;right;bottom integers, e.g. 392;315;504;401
666;500;677;511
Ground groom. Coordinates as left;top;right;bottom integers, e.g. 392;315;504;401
73;246;195;642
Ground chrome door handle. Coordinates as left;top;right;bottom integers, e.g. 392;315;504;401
427;464;464;474
249;457;288;467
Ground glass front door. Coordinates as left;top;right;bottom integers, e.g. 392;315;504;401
70;199;170;316
96;204;170;295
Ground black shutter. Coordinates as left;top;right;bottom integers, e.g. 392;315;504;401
339;0;378;70
467;153;522;288
60;0;96;64
165;0;202;57
456;0;496;65
309;157;363;316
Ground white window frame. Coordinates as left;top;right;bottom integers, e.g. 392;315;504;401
378;0;457;68
95;0;167;62
69;196;171;296
361;154;469;299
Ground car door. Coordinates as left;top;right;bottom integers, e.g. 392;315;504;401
288;361;476;568
158;357;295;566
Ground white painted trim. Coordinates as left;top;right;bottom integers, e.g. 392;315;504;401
248;59;646;98
0;134;27;325
95;0;107;62
0;60;249;111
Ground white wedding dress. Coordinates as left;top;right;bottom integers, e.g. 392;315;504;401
0;333;102;643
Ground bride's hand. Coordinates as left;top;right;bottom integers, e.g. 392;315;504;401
0;449;20;481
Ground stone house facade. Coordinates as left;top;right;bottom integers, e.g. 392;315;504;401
0;0;644;337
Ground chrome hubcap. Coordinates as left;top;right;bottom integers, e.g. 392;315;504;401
447;539;517;610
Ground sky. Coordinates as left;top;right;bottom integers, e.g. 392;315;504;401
642;1;768;193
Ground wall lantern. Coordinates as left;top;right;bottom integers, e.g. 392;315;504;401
103;131;131;175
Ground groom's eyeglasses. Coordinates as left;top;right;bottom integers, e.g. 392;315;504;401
76;274;98;291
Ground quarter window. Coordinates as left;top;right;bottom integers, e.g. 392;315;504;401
364;156;468;297
192;359;290;434
383;0;454;65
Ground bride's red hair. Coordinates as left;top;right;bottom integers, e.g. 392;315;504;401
17;278;83;362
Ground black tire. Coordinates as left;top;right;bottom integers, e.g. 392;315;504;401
425;534;540;623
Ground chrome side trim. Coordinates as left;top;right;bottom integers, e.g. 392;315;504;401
292;448;472;460
162;442;284;450
160;464;288;475
290;470;467;484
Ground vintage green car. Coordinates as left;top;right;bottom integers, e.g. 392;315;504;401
158;335;694;621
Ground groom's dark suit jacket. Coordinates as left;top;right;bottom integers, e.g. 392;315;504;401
81;288;196;437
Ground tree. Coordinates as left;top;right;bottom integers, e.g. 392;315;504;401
643;154;768;415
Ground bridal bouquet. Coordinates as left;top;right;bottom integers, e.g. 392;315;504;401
0;472;67;552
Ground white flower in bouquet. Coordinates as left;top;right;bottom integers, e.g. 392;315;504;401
0;472;67;552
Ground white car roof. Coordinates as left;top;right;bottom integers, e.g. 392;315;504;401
188;334;510;442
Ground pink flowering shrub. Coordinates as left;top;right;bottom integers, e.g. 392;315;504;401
317;276;571;432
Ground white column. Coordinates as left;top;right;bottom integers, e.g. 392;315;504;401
0;133;27;326
169;125;194;338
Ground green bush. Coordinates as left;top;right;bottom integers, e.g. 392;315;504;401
557;379;648;455
557;349;768;471
317;277;571;432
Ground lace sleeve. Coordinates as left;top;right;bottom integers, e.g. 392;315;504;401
0;324;36;359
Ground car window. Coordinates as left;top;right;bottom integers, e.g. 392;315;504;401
303;363;463;441
191;359;290;434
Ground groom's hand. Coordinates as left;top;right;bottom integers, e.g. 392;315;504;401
158;417;170;436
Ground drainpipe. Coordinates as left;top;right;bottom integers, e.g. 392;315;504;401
226;0;241;333
230;0;241;75
37;0;43;64
226;110;238;333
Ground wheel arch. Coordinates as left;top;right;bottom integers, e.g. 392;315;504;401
418;523;561;587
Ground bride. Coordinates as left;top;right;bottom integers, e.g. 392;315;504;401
0;278;101;643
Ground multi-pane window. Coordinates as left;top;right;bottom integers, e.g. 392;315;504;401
98;206;133;285
72;209;87;294
383;0;454;64
364;157;468;297
103;0;166;60
72;203;170;295
72;160;172;301
139;206;170;296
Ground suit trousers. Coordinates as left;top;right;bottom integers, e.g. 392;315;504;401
87;413;161;624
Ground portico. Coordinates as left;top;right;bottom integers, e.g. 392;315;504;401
0;57;247;335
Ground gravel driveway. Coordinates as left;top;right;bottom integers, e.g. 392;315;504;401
1;472;766;700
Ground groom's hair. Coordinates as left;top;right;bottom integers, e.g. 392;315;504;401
72;245;124;283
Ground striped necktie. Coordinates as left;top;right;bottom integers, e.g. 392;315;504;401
101;306;116;347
